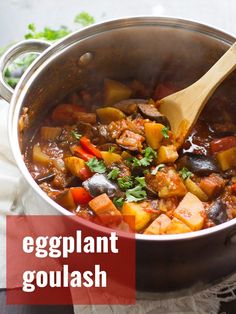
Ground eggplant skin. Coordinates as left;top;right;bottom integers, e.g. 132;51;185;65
208;199;228;225
137;104;171;128
177;154;220;176
82;173;118;198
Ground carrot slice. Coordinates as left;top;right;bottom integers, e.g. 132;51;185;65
80;136;102;159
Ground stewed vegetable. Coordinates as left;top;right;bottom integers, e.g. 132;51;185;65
23;78;236;234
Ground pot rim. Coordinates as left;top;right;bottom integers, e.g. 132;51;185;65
8;16;236;241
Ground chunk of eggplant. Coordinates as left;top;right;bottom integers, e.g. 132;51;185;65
113;99;146;115
207;199;228;224
82;173;119;198
177;154;220;176
137;104;170;128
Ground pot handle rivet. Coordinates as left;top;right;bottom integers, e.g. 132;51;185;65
0;40;50;103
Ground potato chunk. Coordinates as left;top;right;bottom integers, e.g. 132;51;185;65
64;157;86;178
173;192;205;231
216;147;236;171
101;151;122;166
166;217;192;234
144;214;171;235
122;202;152;231
157;145;179;164
144;122;164;149
104;79;132;106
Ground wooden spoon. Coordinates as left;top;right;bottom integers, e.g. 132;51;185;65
159;42;236;140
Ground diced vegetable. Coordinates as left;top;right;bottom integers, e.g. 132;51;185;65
52;104;96;124
185;177;208;202
144;122;165;149
116;130;144;151
40;127;62;141
144;214;171;235
80;136;102;159
173;192;205;231
101;151;122;166
216;147;236;171
199;174;225;199
79;167;93;180
104;79;132;106
210;136;236;154
82;173;118;198
113;99;141;115
207;199;227;224
89;193;122;225
122;202;152;231
138;104;170;127
71;145;94;161
64;156;86;178
70;187;92;205
32;144;51;166
55;190;76;211
157;145;178;164
177;154;220;176
146;167;187;198
166;217;192;234
96;107;126;124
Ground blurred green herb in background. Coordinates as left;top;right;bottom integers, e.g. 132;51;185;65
1;12;95;89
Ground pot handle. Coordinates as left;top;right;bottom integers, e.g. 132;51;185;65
0;39;51;103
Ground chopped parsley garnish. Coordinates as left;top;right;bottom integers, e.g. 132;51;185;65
127;146;157;169
74;12;95;27
135;176;146;188
179;167;193;180
113;197;124;208
151;164;165;175
161;126;170;139
86;157;106;174
117;176;133;190
71;130;82;141
107;168;120;180
125;185;147;202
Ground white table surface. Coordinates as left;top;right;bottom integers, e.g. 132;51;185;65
0;0;236;47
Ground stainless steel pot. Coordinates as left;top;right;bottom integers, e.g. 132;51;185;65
1;17;236;294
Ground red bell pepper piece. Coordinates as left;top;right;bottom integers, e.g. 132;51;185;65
73;146;94;161
70;187;92;205
231;183;236;194
79;167;93;180
80;136;102;159
210;136;236;154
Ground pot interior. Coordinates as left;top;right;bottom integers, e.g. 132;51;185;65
19;21;236;145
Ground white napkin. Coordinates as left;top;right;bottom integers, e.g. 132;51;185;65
0;99;236;313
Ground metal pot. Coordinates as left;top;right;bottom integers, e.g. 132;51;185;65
1;17;236;294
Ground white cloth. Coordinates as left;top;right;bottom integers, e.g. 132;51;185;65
0;99;236;313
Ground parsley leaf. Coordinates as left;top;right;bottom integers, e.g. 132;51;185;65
128;146;157;169
71;130;82;141
86;157;106;174
117;176;133;190
107;168;120;180
151;164;165;175
74;12;95;27
113;197;124;208
135;177;146;187
161;126;170;139
179;167;193;180
126;185;147;202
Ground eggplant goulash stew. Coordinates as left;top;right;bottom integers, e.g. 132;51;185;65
23;78;236;234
